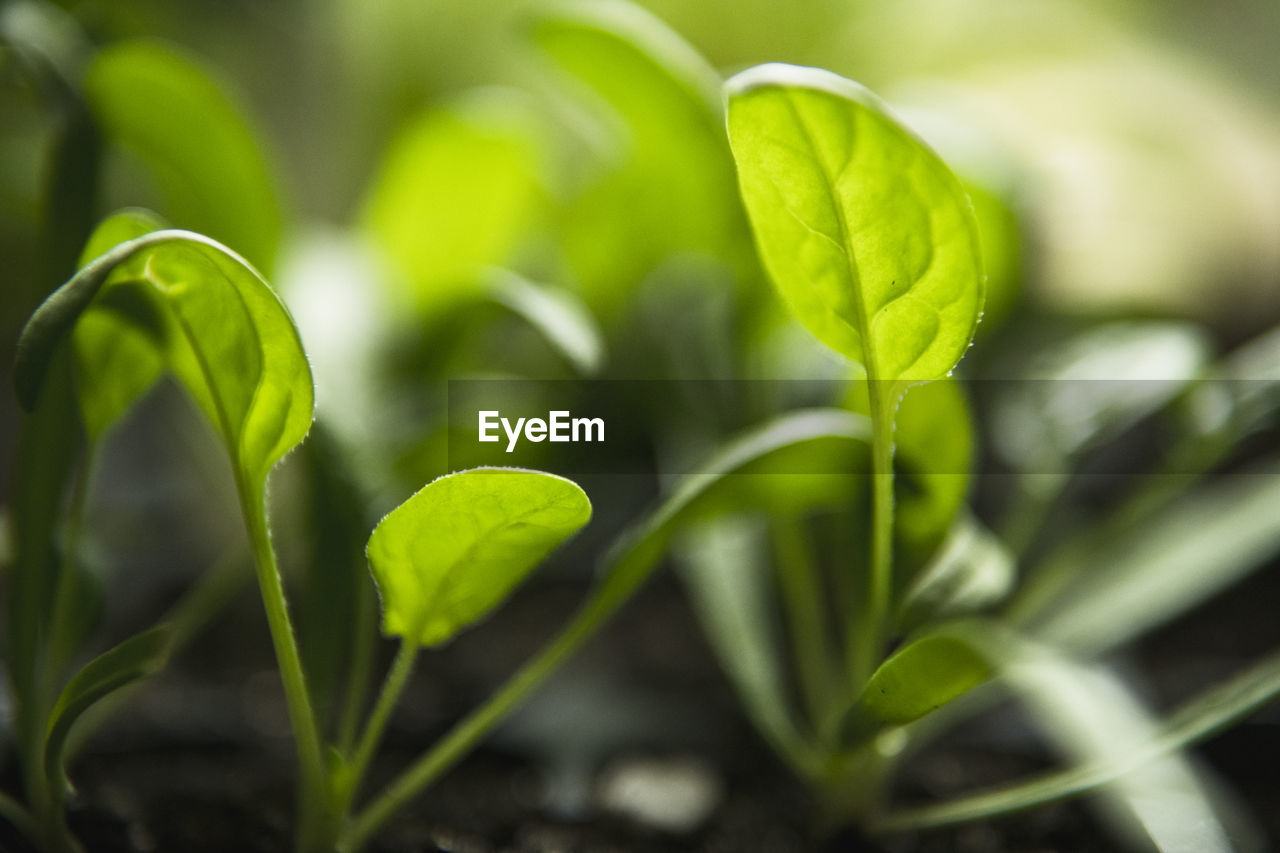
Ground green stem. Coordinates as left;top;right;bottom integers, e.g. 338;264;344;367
235;475;327;852
854;384;897;689
43;443;94;690
337;574;379;757
345;637;420;804
338;552;649;853
771;515;838;740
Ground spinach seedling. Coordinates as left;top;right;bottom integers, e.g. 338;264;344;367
716;61;1280;846
6;212;887;852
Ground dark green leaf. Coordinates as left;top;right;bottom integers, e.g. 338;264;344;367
366;468;592;646
44;624;171;791
85;42;283;271
726;64;983;384
850;633;990;731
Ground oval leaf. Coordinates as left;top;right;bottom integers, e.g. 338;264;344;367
726;64;983;383
366;468;592;646
16;228;314;485
849;633;990;731
86;42;282;271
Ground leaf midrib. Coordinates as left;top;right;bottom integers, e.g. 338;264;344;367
779;89;880;385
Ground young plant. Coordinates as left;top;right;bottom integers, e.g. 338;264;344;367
5;212;883;852
706;60;1280;848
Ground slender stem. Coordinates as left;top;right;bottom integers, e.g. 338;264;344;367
337;574;379;756
872;650;1280;833
339;560;640;853
346;637;420;803
855;384;897;688
771;515;838;740
44;444;94;688
235;474;327;851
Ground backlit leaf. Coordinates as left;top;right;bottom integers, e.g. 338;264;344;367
533;0;748;307
71;209;167;442
366;468;591;646
726;64;983;385
362;95;543;317
16;227;314;486
86;42;282;271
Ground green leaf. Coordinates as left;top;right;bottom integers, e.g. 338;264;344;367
877;624;1245;850
16;228;314;486
676;518;807;767
533;0;748;306
726;64;983;385
366;468;592;646
70;209;168;441
894;380;973;571
85;42;282;271
1015;458;1280;655
44;624;171;791
488;268;605;375
898;514;1014;632
876;648;1280;834
849;633;990;731
362;95;543;317
1000;641;1236;852
994;321;1211;472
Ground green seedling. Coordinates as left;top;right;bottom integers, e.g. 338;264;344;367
5;212;902;852
703;59;1280;848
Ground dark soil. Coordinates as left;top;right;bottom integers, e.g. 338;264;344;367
4;518;1278;852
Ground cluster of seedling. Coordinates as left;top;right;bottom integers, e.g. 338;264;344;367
5;2;1280;852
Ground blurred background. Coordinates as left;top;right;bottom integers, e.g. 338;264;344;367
2;0;1280;849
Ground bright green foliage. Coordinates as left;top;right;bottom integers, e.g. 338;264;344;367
362;98;543;316
366;468;592;646
726;64;983;384
854;633;990;726
893;379;973;561
43;625;171;792
16;226;313;486
86;43;282;271
70;209;166;441
532;0;748;305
